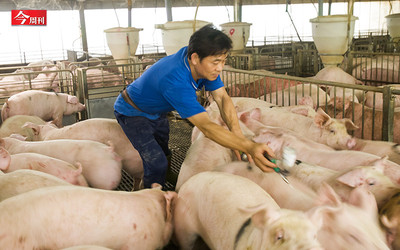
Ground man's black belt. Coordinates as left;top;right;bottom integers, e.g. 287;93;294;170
121;88;143;112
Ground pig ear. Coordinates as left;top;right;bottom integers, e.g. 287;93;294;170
0;147;11;171
314;108;331;128
306;206;325;230
239;203;279;229
372;156;389;169
381;215;398;246
289;106;315;117
381;215;398;230
67;95;79;104
249;108;262;121
22;122;40;135
342;118;358;131
315;182;342;207
239;110;250;123
336;167;365;188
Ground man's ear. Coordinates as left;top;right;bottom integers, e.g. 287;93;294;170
191;53;200;65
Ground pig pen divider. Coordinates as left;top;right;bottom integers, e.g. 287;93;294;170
221;67;399;142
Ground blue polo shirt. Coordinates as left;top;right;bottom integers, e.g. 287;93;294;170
114;46;224;120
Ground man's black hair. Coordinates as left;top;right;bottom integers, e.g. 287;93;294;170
187;24;232;61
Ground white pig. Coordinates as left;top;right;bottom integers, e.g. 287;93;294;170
313;65;364;102
23;118;143;190
264;83;329;108
239;104;358;150
0;146;88;187
0;115;46;140
352;138;400;165
1;90;86;127
0;185;176;250
0;169;71;201
174;171;323;250
212;162;390;250
284;159;398;208
312;183;390;250
175;135;234;190
0;137;122;190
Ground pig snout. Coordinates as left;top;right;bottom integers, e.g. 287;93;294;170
347;137;356;149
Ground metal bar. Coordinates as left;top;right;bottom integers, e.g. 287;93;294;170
382;86;394;142
165;0;173;22
78;1;88;53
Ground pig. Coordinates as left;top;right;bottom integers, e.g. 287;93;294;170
352;56;400;86
241;107;400;184
263;83;330;108
0;169;71;202
0;146;88;187
0;185;176;250
222;69;303;98
0;115;46;140
1;90;86;127
323;98;400;143
212;162;390;250
364;89;400;110
23;118;143;190
85;68;124;88
352;138;400;165
175;135;234;190
313;183;390;250
238;103;358;149
29;65;58;91
214;161;319;211
174;171;323;250
0;137;122;190
285;159;398;208
380;192;400;250
312;65;364;102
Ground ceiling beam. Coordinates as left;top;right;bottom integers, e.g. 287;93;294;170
1;0;370;12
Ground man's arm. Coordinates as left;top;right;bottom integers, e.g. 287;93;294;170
187;90;276;172
210;87;243;137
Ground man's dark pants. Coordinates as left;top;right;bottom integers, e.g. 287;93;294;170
114;111;170;188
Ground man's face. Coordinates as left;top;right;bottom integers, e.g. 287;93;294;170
192;53;228;81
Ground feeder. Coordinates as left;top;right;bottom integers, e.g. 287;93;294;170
104;27;143;65
220;22;252;52
386;13;400;42
310;15;358;66
155;20;211;55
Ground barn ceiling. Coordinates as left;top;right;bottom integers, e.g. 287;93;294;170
0;0;373;11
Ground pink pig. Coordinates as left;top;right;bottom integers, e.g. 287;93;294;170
0;146;88;187
0;169;71;202
0;185;176;249
1;90;86;127
24;118;143;190
0;137;122;190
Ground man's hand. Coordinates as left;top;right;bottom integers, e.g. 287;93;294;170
244;142;277;172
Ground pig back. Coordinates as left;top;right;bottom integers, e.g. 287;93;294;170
0;185;174;250
0;169;71;201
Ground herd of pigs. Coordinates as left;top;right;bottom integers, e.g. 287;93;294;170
0;87;400;250
0;59;125;96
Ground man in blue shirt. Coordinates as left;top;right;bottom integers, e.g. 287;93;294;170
114;24;276;189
